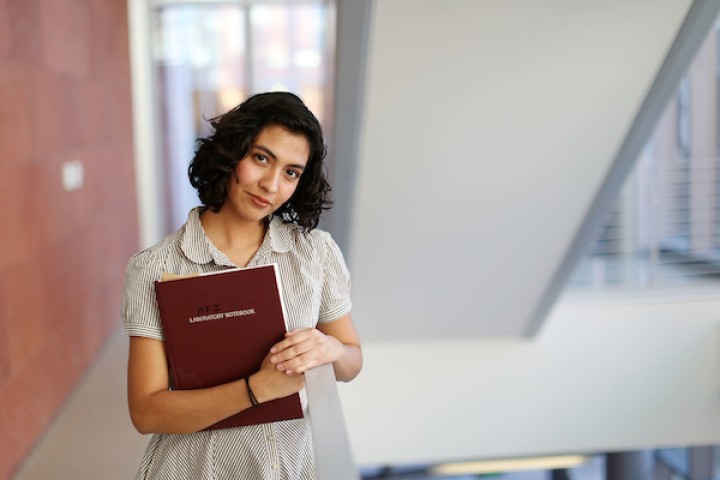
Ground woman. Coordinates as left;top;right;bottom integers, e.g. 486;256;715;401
121;92;362;479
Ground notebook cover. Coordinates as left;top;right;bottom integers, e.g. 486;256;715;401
154;263;303;430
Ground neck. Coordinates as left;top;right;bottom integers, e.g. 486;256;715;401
200;208;267;255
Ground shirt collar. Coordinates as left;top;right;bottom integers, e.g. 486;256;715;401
180;208;214;265
263;216;295;254
180;208;294;266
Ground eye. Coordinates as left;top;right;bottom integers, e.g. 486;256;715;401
254;153;269;164
285;169;302;180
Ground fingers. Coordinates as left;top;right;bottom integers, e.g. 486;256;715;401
270;328;313;354
276;356;318;375
270;328;318;361
269;328;335;375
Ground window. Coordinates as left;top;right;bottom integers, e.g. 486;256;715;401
568;20;720;292
151;1;335;232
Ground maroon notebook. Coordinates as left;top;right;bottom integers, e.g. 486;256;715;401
154;263;303;430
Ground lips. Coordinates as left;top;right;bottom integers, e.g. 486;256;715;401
248;192;272;208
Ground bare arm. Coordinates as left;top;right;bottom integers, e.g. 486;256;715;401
127;336;304;434
270;314;362;382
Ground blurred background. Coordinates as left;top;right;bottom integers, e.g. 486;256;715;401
1;0;720;479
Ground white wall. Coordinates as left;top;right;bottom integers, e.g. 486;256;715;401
348;0;692;340
339;292;720;465
337;0;720;468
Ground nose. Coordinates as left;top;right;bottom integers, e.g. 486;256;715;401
259;167;280;193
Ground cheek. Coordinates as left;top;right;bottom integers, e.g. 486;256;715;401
233;161;262;186
280;182;300;203
234;161;251;179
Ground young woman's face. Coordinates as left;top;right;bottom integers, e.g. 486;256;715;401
223;125;309;225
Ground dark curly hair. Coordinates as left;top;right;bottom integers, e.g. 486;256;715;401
188;92;331;231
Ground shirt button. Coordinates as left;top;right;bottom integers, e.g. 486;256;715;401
267;434;274;441
271;464;278;470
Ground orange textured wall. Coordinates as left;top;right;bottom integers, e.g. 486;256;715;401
0;0;138;477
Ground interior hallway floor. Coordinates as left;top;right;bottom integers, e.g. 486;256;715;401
12;326;148;480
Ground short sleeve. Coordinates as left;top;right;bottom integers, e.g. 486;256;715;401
317;232;352;324
121;249;165;340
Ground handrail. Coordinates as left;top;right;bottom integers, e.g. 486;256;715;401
305;364;359;480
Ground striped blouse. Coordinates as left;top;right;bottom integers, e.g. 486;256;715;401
121;208;352;480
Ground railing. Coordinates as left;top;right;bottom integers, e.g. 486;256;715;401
306;364;360;480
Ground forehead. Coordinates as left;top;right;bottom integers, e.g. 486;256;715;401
252;125;310;163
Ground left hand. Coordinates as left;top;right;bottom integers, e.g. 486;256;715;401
269;328;343;375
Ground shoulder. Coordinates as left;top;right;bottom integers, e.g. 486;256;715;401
286;223;341;256
298;226;335;247
125;227;185;281
291;226;350;275
269;218;338;254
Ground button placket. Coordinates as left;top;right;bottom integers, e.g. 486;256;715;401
263;423;280;478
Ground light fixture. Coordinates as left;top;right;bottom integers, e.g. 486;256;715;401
431;454;590;476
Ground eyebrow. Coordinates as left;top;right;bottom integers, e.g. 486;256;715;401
251;144;306;170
